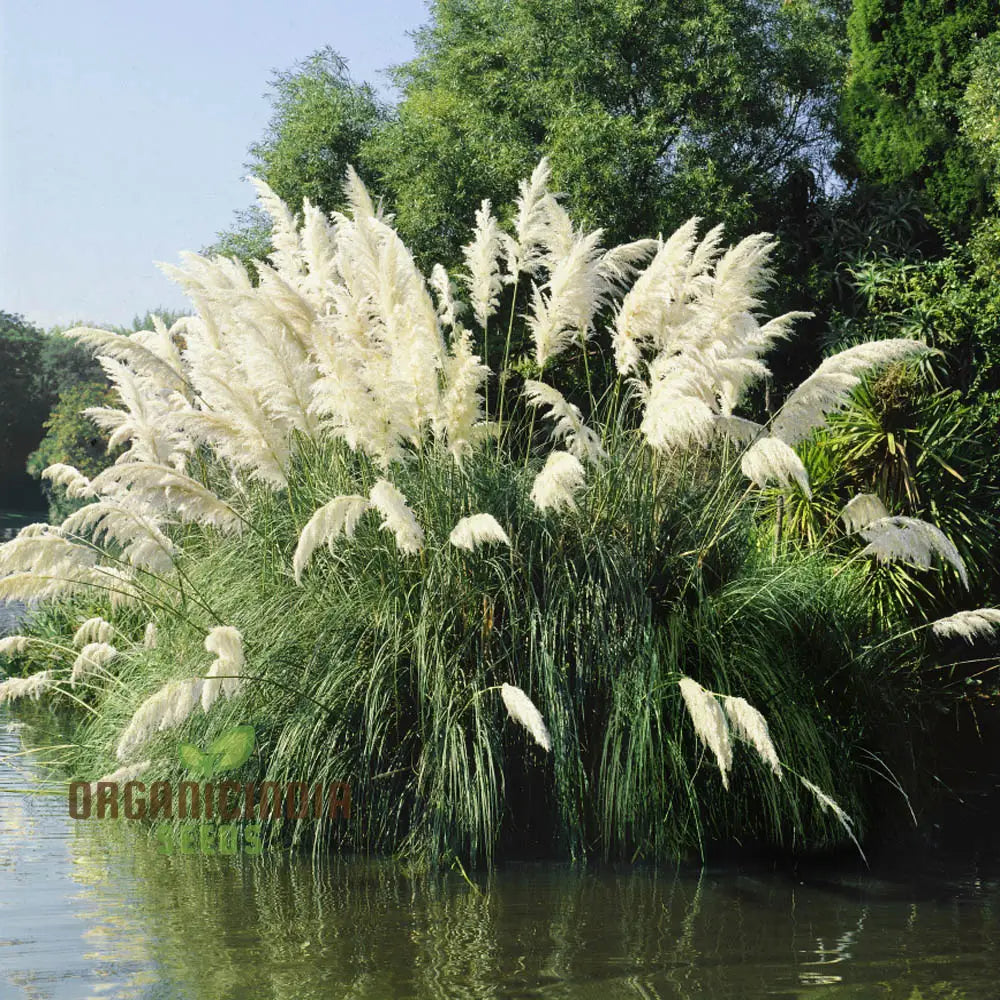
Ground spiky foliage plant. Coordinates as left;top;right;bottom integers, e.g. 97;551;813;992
0;162;961;865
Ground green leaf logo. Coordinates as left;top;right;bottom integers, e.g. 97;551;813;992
179;724;255;779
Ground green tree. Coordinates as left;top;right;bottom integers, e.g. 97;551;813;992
206;48;387;274
247;46;386;215
961;31;1000;200
841;0;997;235
363;0;850;266
26;382;121;522
0;312;52;509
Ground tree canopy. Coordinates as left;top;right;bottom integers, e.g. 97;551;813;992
842;0;997;234
366;0;851;264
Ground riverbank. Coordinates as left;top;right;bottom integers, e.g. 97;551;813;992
2;702;998;999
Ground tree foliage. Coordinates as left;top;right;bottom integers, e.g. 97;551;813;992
365;0;850;265
247;46;387;216
26;382;121;523
842;0;997;234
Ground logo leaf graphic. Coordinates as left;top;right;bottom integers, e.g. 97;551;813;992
179;742;212;778
208;725;255;772
178;725;255;779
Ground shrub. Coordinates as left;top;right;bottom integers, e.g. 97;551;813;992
2;162;973;866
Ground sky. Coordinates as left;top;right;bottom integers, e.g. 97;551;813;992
0;0;428;330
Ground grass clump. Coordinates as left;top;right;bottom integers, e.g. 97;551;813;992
0;160;962;866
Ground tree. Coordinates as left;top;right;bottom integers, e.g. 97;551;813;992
363;0;850;266
0;312;51;509
841;0;997;235
246;46;387;216
26;382;121;522
961;31;1000;201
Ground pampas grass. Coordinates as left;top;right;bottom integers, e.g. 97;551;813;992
448;514;511;552
500;683;551;751
930;608;1000;642
0;159;938;867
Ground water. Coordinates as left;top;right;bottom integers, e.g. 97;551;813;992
1;709;998;998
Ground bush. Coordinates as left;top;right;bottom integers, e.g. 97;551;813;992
3;162;974;866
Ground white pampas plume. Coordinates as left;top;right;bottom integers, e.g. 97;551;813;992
201;626;245;712
73;617;116;647
63;325;190;396
859;516;969;588
799;776;866;862
530;451;586;513
61;499;178;575
0;670;55;705
740;436;812;497
293;495;371;583
930;608;1000;643
773;340;930;445
91;760;151;795
0;636;32;656
42;463;93;499
248;176;302;276
678;677;732;790
449;514;511;552
500;682;552;751
509;158;552;278
722;696;782;779
528;226;609;367
144;622;158;649
71;642;117;687
88;462;243;535
462;199;506;328
435;327;490;464
840;493;890;534
369;480;425;555
429;264;465;330
116;676;205;761
521;381;607;464
713;415;765;446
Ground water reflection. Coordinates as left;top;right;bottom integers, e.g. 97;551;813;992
1;708;998;999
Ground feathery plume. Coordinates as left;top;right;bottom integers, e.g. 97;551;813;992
840;493;890;534
500;682;551;751
0;670;56;705
293;495;371;583
42;463;93;499
462;199;506;328
435;327;490;464
528;225;609;367
92;760;151;794
509;158;552;278
449;514;511;552
201;626;245;712
429;264;464;330
773;340;930;446
722;696;782;779
89;462;243;534
799;775;866;862
678;677;732;790
930;608;1000;643
116;677;205;761
740;436;812;497
521;381;607;464
369;480;425;555
859;515;969;588
71;642;117;687
73;618;116;647
0;635;31;656
530;451;586;513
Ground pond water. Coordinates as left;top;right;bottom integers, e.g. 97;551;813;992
1;707;998;999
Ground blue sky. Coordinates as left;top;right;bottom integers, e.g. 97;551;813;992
1;0;428;329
